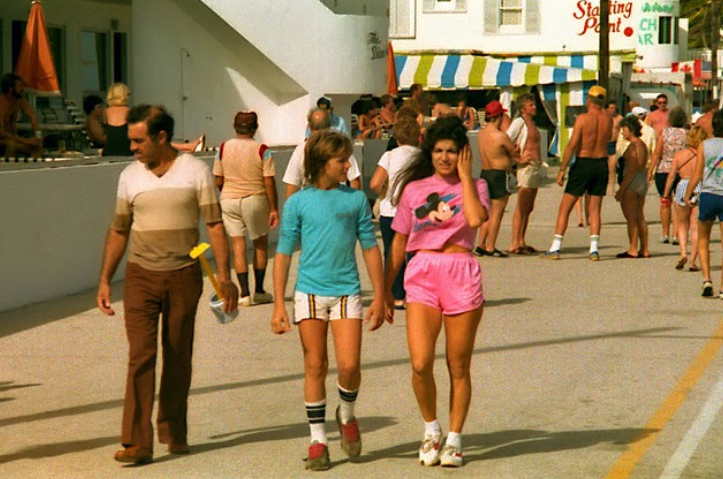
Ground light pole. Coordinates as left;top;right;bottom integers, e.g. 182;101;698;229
712;0;720;100
599;0;610;92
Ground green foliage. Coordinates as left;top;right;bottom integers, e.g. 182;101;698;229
681;0;719;48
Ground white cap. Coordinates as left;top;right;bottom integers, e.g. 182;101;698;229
631;106;648;117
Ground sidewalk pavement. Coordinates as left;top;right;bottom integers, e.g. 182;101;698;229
1;168;722;478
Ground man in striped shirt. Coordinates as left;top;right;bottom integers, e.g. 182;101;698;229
97;105;238;465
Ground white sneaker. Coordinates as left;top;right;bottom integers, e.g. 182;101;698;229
238;296;252;307
440;444;463;467
253;292;273;304
418;433;442;466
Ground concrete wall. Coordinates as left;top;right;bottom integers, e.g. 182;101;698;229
0;150;293;313
132;0;389;147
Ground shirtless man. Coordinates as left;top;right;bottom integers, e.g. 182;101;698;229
606;99;623;195
544;85;612;260
694;101;716;138
475;100;522;257
0;74;42;158
507;93;543;254
645;93;670;135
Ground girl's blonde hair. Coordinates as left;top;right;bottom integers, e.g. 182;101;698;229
107;83;130;107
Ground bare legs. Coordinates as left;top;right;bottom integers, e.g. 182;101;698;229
406;303;483;433
660;199;672;240
509;187;538;251
478;196;509;254
620;191;648;257
698;220;714;283
299;318;362;403
554;193;602;237
674;204;699;268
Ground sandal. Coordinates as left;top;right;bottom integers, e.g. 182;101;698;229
616;251;639;259
523;245;539;253
689;265;700;272
490;249;509;258
507;248;529;255
675;257;687;270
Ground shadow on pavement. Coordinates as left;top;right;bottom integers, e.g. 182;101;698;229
467;427;657;462
356;427;656;464
191;416;398;455
0;327;679;430
0;283;124;340
0;436;118;464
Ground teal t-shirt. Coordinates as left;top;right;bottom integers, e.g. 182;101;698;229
277;186;378;296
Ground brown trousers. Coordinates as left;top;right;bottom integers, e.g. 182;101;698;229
121;261;203;451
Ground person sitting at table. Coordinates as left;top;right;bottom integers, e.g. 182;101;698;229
102;82;205;157
83;94;106;148
0;73;43;158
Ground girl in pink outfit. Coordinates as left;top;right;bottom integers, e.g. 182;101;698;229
384;116;490;468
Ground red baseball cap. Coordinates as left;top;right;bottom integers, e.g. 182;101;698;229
484;100;507;118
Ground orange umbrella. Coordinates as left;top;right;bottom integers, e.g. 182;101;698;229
14;1;60;93
387;41;398;96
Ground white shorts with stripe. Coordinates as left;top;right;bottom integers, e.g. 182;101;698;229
293;291;363;324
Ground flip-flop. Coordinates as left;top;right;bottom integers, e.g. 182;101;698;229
689;265;700;272
616;251;639;259
491;249;509;258
523;245;539;253
675;257;687;270
507;248;529;255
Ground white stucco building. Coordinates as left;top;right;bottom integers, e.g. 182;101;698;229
1;0;390;146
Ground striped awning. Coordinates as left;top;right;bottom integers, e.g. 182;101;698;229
396;54;598;90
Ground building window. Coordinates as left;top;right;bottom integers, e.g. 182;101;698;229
113;32;128;84
484;0;540;34
390;0;416;38
500;0;523;26
658;16;678;45
81;31;108;94
422;0;467;14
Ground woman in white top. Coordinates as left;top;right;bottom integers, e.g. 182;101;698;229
370;117;421;309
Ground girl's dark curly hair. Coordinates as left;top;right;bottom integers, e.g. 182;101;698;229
392;115;469;205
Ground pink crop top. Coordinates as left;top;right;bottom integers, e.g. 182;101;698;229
392;175;490;252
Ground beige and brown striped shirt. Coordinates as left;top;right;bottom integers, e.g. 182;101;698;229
111;153;222;271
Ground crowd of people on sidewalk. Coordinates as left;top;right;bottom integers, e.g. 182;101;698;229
91;81;723;472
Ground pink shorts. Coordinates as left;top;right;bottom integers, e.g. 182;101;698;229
404;252;484;315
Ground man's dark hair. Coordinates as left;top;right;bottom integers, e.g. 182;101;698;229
619;115;642;137
127;104;175;141
656;93;668;102
713;109;723;137
1;74;22;94
83;95;104;115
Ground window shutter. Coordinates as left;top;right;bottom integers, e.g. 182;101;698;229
390;0;415;38
456;0;468;11
526;0;540;34
422;0;435;13
484;0;499;34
